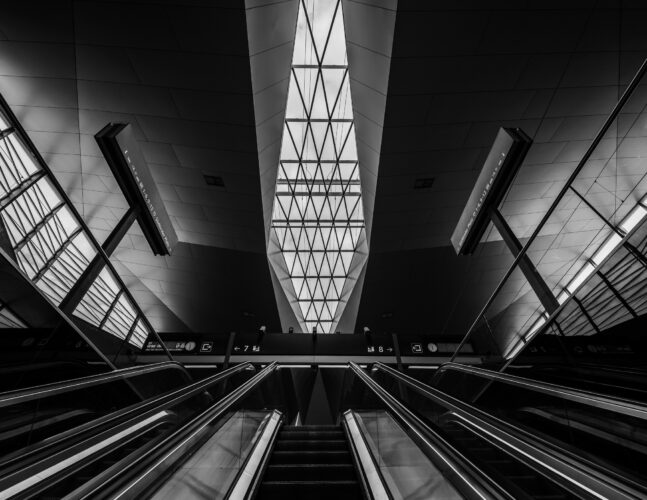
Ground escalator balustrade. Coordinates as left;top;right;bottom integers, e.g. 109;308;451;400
3;362;647;500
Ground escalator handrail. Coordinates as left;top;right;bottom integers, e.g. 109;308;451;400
435;362;647;420
348;362;511;500
374;361;645;500
76;362;279;499
0;361;190;409
0;361;255;477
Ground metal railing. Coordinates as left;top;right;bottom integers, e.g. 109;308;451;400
0;361;189;409
369;362;645;499
88;362;278;499
0;362;255;489
435;362;647;420
349;362;510;500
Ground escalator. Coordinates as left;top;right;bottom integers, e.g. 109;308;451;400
1;361;646;499
39;414;176;500
0;361;191;480
429;361;647;493
439;420;572;500
508;363;647;403
258;424;362;499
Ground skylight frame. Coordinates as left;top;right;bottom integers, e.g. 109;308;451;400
268;0;367;333
0;108;151;349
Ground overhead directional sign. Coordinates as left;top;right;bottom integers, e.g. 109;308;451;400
96;123;177;255
451;127;531;255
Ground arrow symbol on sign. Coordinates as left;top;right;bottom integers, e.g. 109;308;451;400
387;347;393;352
234;346;240;351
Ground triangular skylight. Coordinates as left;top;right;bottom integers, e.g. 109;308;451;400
269;0;366;333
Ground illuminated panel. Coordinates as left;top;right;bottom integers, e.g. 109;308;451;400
0;106;150;348
268;0;366;333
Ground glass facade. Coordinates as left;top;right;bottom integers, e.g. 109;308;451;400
269;0;366;333
0;109;149;348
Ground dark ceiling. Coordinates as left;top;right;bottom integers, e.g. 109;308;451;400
0;0;645;335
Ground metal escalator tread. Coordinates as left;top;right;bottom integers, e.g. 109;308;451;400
440;421;576;500
257;425;362;500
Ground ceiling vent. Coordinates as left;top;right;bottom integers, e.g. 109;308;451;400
413;177;434;189
203;174;225;187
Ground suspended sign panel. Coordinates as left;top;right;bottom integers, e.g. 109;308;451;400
96;123;177;255
451;127;532;255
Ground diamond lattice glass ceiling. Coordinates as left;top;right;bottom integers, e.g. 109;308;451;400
268;0;366;333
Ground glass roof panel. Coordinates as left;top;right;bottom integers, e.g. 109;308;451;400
270;0;365;333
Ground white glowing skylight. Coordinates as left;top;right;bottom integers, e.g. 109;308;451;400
269;0;365;333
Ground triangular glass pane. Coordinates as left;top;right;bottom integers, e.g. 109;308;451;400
312;226;325;249
339;124;357;161
310;122;328;157
332;75;353;120
341;251;353;273
333;278;345;295
313;280;324;300
313;251;324;271
287;120;308;152
310;74;328;119
276;196;291;221
332;256;345;276
320;301;332;321
281;128;299;160
319;163;335;181
284;251;297;273
350;226;362;246
341;227;354;250
339;162;357;179
306;256;318;275
274;226;286;247
322;68;345;115
324;281;337;301
291;276;304;295
308;0;338;60
292;4;316;65
286;73;306;119
320;256;332;276
322;4;346;65
331;121;352;157
313;300;325;317
304;226;316;246
320;200;332;221
320;127;336;160
320;277;332;295
349;197;363;220
306;303;317;321
302;125;317;161
294;68;317;114
280;162;298;180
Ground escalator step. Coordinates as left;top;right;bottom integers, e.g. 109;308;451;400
270;450;352;465
282;425;340;431
258;480;362;499
264;464;356;482
274;439;347;451
278;431;344;440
